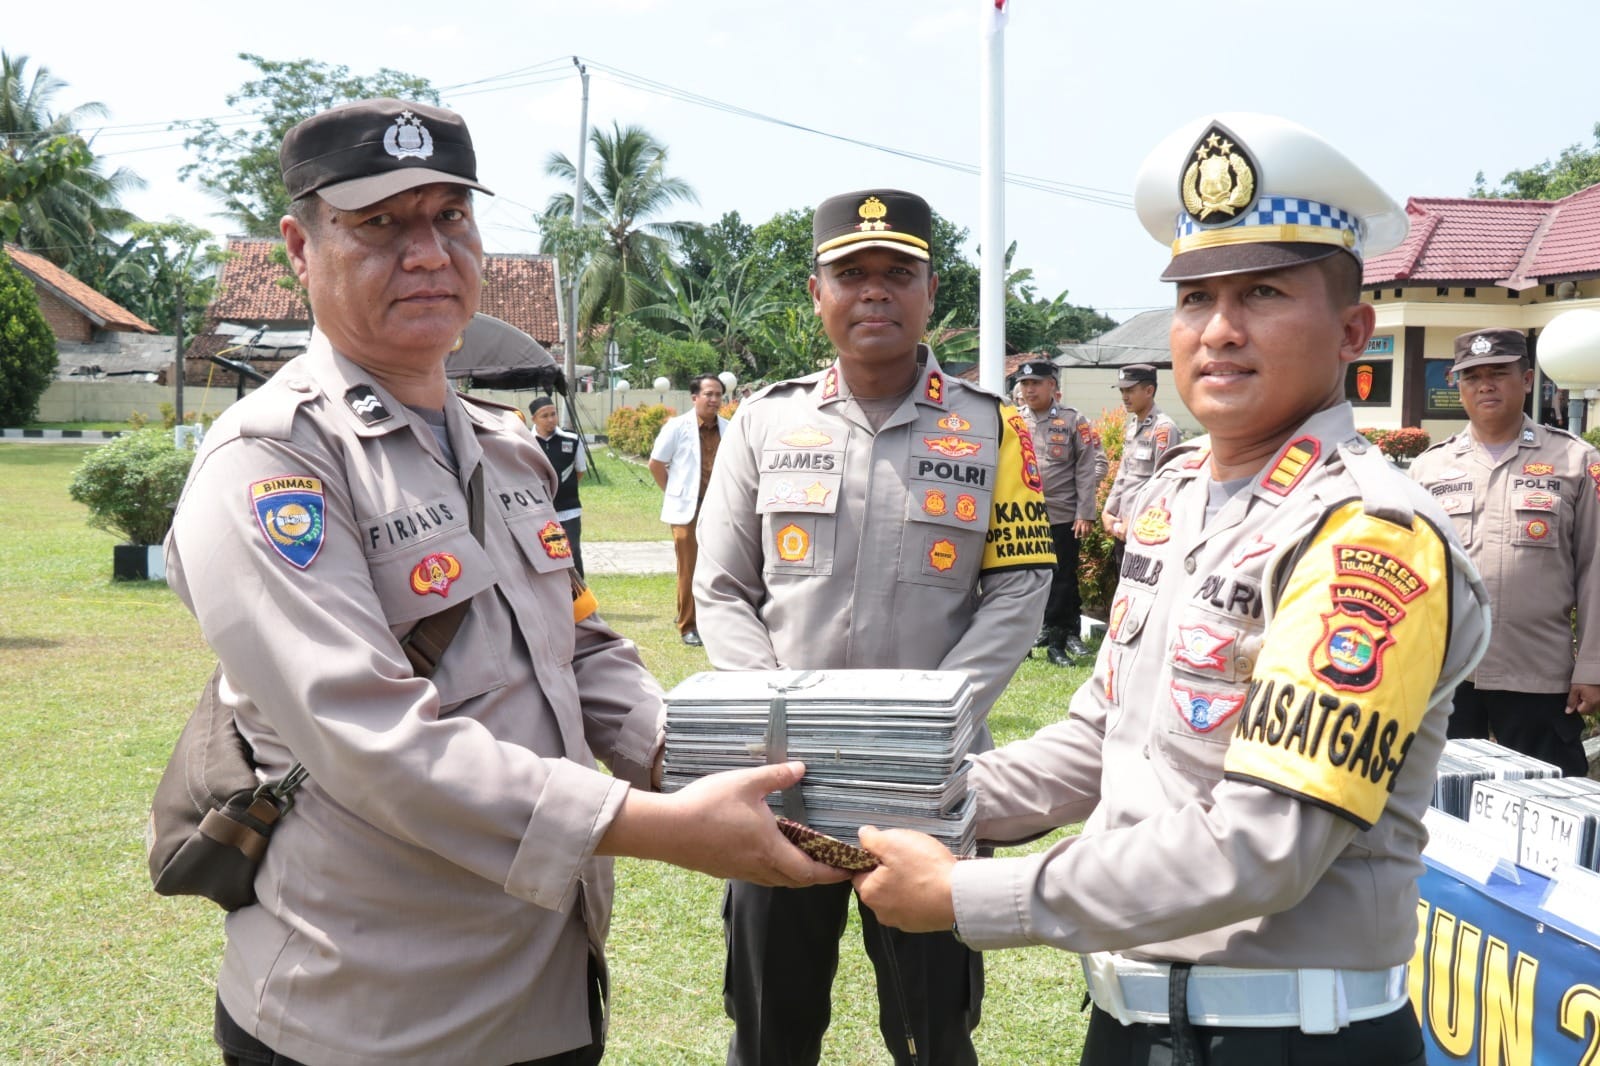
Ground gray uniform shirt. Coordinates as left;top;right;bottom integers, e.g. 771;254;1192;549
694;349;1051;728
1409;416;1600;692
165;333;663;1066
1105;405;1182;521
1020;402;1103;525
948;404;1490;969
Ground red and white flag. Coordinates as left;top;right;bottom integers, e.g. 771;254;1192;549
990;0;1009;33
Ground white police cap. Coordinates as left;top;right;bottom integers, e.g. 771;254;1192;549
1135;112;1407;282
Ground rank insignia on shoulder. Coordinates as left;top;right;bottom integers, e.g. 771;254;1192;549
1262;437;1320;496
410;552;462;597
1154;427;1172;449
937;412;971;432
1522;428;1536;443
344;385;393;426
1171;682;1246;734
1523;462;1554;476
821;367;840;401
539;521;572;559
251;476;326;569
779;427;833;447
925;371;944;404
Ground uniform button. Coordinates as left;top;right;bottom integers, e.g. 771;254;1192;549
1142;745;1151;759
1235;656;1253;672
1184;557;1196;574
286;378;311;392
1347;438;1368;455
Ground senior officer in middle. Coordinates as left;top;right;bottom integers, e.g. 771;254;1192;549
694;188;1053;1066
1012;359;1104;666
1410;327;1600;776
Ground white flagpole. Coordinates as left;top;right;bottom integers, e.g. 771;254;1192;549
978;0;1008;396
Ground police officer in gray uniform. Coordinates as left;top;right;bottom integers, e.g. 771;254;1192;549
695;188;1053;1066
1013;359;1103;665
164;97;841;1066
853;113;1492;1066
1103;363;1182;543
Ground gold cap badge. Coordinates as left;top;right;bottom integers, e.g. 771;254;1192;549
1181;123;1257;225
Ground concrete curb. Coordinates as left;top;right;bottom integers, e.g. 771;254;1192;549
1;428;123;440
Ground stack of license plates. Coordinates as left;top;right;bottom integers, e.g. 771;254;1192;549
1431;738;1562;820
1467;773;1600;875
661;669;979;856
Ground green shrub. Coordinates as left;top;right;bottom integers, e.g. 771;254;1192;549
0;253;58;426
605;403;676;458
1077;407;1126;619
1584;426;1600;453
67;427;196;544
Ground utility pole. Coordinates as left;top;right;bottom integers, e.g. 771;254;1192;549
565;57;590;431
978;1;1009;396
173;276;186;431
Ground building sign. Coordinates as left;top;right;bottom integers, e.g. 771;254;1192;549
1425;359;1464;414
1366;334;1395;356
1344;360;1393;405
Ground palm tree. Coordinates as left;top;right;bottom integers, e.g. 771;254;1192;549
540;122;699;334
0;52;142;266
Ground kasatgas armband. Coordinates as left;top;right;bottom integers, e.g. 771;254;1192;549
1224;500;1451;829
980;405;1056;574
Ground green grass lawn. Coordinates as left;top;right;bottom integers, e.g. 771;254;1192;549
0;442;1091;1064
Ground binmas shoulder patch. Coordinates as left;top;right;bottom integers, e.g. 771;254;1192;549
1223;500;1451;829
252;475;326;569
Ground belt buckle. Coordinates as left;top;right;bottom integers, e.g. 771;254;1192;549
1082;952;1135;1025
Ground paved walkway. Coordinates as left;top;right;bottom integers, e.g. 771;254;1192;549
583;540;675;575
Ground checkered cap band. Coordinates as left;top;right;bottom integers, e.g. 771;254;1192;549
1175;196;1363;257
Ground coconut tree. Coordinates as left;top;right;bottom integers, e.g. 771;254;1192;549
0;52;142;266
540;122;700;333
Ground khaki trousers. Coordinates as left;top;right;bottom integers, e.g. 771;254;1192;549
671;509;700;635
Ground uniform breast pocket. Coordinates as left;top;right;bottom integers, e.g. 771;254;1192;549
504;508;579;575
1437;493;1473;547
1513;494;1562;549
1159;681;1247;782
366;526;507;702
757;470;842;577
898;521;986;588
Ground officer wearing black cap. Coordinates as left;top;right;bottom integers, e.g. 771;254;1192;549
852;114;1492;1066
529;395;587;577
1102;364;1181;543
1010;358;1104;664
695;188;1052;1066
167;97;841;1066
1410;327;1600;775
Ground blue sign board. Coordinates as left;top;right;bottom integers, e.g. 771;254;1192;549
1367;334;1396;356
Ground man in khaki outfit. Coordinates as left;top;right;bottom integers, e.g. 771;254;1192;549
1012;359;1103;665
852;113;1491;1066
164;98;841;1066
1102;363;1182;542
694;188;1053;1066
1409;327;1600;775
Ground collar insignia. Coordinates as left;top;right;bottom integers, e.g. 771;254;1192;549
821;366;840;401
345;385;393;426
1261;437;1320;496
925;370;944;404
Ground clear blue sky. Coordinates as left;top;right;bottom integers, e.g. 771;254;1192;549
10;0;1599;322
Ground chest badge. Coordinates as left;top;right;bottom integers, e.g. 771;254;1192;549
924;435;981;459
1174;624;1234;673
410;552;462;597
779;427;832;447
923;489;948;516
1523;462;1554;476
1229;533;1275;568
928;538;958;572
1107;595;1131;641
776;523;810;562
954;494;978;522
937;412;971;432
1132;501;1172;545
1170;682;1245;734
539;521;572;559
1524;518;1551;540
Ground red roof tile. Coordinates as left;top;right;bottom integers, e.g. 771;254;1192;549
5;243;157;332
1364;182;1600;288
204;238;562;347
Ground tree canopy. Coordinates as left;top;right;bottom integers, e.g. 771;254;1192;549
181;54;437;236
0;251;58;426
1473;121;1600;200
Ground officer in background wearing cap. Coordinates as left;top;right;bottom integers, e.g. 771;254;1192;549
1101;364;1181;546
529;395;588;578
1410;328;1600;775
695;189;1052;1066
852;114;1492;1065
164;98;842;1066
1011;359;1104;664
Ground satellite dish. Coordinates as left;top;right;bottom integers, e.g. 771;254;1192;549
1538;309;1600;390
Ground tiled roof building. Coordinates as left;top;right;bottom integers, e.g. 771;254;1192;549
5;243;157;341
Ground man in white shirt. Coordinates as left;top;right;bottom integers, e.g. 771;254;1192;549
649;374;728;646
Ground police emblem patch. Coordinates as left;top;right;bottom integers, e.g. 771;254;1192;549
1525;518;1551;541
1007;412;1044;492
1174;624;1234;673
251;476;326;569
383;110;435;160
776;523;810;562
410;552;462;596
779;427;833;447
1229;533;1275;568
928;538;958;572
1311;604;1394;693
1132;501;1172;545
1588;461;1600;500
954;495;978;522
539;521;572;559
1521;491;1555;511
924;435;982;459
936;412;971;432
923;489;948;517
1523;462;1555;476
1107;596;1130;641
1170;682;1246;733
1181;122;1257;225
1154;426;1172;449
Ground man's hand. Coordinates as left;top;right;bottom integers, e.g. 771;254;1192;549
1100;512;1124;540
600;762;849;888
1567;683;1600;716
647;458;669;491
850;825;958;932
1073;518;1094;539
